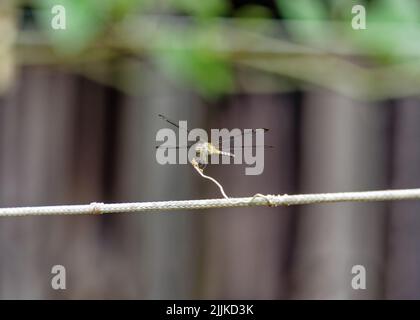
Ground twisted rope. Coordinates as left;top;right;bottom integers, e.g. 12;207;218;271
0;188;420;217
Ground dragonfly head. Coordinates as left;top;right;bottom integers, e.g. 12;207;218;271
194;142;205;158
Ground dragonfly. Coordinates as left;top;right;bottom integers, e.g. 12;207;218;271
156;114;273;168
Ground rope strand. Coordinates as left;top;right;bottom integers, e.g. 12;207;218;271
1;188;420;217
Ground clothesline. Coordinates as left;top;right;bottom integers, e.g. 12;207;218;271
0;188;419;217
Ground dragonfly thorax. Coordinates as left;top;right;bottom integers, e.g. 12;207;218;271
194;141;234;163
195;142;217;159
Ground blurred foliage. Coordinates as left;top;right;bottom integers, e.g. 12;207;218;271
36;0;152;54
276;0;420;62
369;0;420;23
152;26;233;97
170;0;229;18
359;0;420;61
0;2;16;94
34;0;233;96
7;0;420;99
37;0;101;54
277;0;328;20
233;5;273;19
276;0;330;46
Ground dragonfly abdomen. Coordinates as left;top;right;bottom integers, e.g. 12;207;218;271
219;150;235;158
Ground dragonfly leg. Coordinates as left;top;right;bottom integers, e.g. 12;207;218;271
191;158;207;173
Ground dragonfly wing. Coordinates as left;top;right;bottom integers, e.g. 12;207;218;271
218;128;270;149
155;145;190;149
221;145;274;151
158;114;191;134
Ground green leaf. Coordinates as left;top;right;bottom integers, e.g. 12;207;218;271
97;0;150;20
170;0;229;18
355;0;420;60
37;0;104;55
156;48;233;97
151;24;233;97
276;0;330;46
234;5;273;19
276;0;327;20
369;0;420;23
